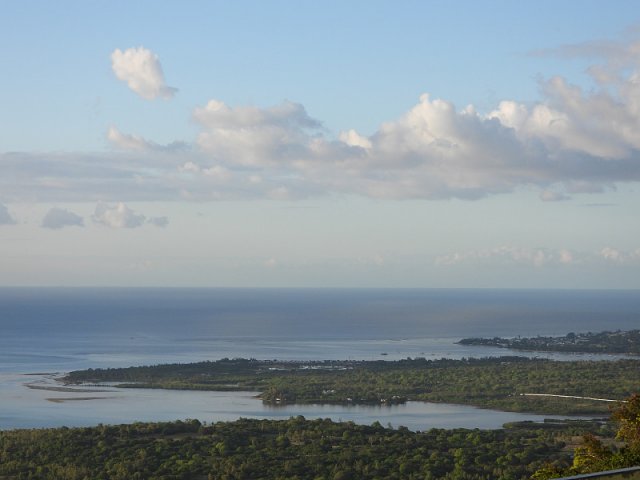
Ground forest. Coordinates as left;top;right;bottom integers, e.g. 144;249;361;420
64;356;640;415
0;416;610;479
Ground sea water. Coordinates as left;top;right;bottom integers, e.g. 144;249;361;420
1;288;638;429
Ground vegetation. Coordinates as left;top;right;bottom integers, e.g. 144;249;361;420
64;357;640;415
533;394;640;478
459;330;640;355
0;416;610;479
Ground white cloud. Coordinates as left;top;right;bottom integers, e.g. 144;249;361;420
6;37;640;203
93;202;146;228
107;126;188;152
540;190;570;202
599;246;640;264
0;203;16;225
339;129;372;149
107;126;153;151
193;99;327;167
436;245;640;268
435;246;577;267
41;207;84;229
111;47;177;100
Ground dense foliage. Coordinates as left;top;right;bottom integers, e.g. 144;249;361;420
459;330;640;355
533;394;640;478
0;417;607;480
65;357;640;414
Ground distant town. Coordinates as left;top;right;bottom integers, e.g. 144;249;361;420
458;330;640;354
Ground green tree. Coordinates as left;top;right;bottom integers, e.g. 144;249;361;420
533;393;640;479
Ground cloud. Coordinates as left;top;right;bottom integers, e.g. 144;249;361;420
107;126;154;151
599;246;640;264
435;246;578;267
148;216;169;227
190;72;640;199
540;190;570;202
0;203;16;225
436;245;640;268
111;47;177;100
41;207;84;229
6;36;640;203
107;126;188;152
193;99;327;167
93;202;146;228
264;258;278;268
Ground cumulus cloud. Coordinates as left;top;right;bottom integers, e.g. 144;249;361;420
93;202;146;228
111;47;177;100
107;126;188;152
191;73;640;199
193;99;328;167
6;36;640;203
0;203;16;225
41;207;84;229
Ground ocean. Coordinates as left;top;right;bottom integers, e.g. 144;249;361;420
1;288;638;430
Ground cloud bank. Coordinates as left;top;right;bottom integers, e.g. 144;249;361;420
111;47;177;100
436;245;640;268
4;38;640;203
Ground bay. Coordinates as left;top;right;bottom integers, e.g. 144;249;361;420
1;288;638;430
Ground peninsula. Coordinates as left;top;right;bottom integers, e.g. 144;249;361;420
63;356;640;415
457;330;640;355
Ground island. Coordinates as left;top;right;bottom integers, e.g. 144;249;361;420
457;329;640;354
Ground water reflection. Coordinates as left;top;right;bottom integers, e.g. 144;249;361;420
0;374;591;431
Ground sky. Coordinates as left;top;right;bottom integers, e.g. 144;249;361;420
2;0;640;288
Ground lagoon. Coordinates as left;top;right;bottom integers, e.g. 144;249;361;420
0;373;591;431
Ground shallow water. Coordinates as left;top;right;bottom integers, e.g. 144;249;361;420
0;374;589;431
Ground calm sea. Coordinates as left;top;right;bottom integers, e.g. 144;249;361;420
1;288;638;430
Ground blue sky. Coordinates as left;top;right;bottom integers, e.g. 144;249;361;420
2;1;640;288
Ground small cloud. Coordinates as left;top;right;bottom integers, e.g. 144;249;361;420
598;246;640;264
107;126;152;151
435;246;577;268
108;126;188;152
558;249;573;264
0;203;17;225
371;254;385;266
93;202;146;228
540;190;571;202
128;260;153;270
148;216;169;228
600;246;624;263
264;258;278;268
111;47;177;100
41;207;84;229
